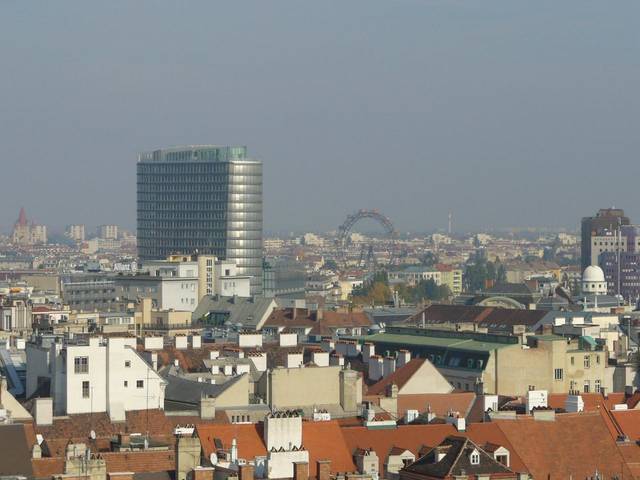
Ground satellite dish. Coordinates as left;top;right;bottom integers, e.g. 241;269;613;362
89;430;96;440
210;453;218;466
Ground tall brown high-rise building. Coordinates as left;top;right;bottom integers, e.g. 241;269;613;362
580;208;629;271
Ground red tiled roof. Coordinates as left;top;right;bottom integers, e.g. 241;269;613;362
397;392;477;419
547;392;626;412
611;410;640;441
197;420;356;477
626;391;640;409
30;451;175;478
340;422;528;477
367;359;426;395
32;457;65;478
35;409;227;456
102;450;175;474
494;412;634;480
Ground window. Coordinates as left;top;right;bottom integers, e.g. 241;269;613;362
125;360;131;368
470;451;480;465
596;355;600;365
584;380;590;393
137;380;144;389
74;357;89;374
82;381;90;398
571;356;575;366
124;381;128;387
584;355;590;369
554;368;563;380
595;379;601;393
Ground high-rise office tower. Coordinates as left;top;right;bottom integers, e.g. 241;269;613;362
137;145;263;294
580;208;629;271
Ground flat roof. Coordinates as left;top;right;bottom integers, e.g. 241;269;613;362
364;332;516;352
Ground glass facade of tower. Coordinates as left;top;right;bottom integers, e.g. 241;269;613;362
137;145;263;294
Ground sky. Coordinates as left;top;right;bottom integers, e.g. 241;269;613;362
1;0;639;235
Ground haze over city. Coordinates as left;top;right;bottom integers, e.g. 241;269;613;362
1;0;639;233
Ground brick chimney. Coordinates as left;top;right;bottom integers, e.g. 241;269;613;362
239;464;254;480
294;461;309;480
317;460;331;480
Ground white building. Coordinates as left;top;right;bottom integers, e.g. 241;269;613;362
582;265;608;296
388;267;442;286
0;300;32;332
140;255;251;304
26;336;165;418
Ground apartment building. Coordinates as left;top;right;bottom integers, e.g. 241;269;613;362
366;326;607;395
26;335;165;417
140;254;251;301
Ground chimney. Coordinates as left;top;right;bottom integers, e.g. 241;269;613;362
292;308;297;321
34;398;53;426
316;308;324;321
199;396;216;420
239;464;254;480
541;324;553;335
294;462;309;480
317;460;331;480
230;438;238;463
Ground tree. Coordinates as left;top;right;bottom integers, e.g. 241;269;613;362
420;252;439;267
322;259;338;271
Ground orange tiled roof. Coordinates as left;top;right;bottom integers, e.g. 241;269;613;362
340;422;528;477
197;420;356;477
611;409;640;441
494;412;634;480
397;392;477;419
547;392;626;412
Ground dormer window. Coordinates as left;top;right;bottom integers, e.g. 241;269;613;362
470;450;480;465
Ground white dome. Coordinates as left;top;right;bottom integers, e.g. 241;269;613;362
583;265;605;283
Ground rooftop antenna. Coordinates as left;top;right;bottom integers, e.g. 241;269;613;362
448;212;452;235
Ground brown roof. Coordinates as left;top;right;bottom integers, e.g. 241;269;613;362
264;308;371;333
0;424;34;477
35;409;227;456
367;359;426;395
408;304;548;333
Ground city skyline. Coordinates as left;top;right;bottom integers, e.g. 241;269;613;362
1;0;639;233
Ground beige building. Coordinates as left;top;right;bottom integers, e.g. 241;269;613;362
258;365;362;414
367;327;608;396
66;224;86;242
97;224;119;240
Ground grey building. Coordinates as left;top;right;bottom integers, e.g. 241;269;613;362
581;208;629;271
137;145;263;294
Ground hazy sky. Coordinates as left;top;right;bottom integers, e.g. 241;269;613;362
1;1;638;234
